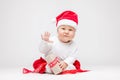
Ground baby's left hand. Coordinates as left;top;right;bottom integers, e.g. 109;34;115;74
59;61;68;70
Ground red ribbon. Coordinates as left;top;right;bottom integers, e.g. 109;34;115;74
48;57;60;68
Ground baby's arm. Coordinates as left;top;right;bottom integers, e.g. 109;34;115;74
63;48;79;68
39;32;53;54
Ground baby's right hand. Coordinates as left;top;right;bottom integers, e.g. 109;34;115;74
41;32;53;43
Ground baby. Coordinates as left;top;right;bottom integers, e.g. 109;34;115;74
23;10;88;74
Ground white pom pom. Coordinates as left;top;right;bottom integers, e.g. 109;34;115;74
51;18;56;23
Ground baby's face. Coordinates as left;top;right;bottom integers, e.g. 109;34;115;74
57;25;76;43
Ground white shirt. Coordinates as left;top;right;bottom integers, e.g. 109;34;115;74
39;36;79;65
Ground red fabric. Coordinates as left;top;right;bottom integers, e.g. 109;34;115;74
33;57;47;69
23;57;89;74
33;57;47;73
23;68;33;74
73;60;81;70
56;10;78;26
48;57;59;68
61;60;89;74
23;57;47;74
33;63;47;73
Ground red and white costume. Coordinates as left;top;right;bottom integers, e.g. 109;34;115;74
23;36;88;74
23;10;88;74
39;36;79;73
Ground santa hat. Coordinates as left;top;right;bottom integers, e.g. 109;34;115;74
56;10;78;29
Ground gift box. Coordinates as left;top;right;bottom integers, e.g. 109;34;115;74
45;54;63;74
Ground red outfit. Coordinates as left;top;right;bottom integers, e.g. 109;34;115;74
23;57;88;74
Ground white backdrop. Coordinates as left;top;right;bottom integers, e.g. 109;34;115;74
0;0;120;68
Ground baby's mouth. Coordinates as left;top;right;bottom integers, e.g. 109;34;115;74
63;34;69;37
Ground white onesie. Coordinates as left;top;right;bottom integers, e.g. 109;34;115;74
39;36;79;73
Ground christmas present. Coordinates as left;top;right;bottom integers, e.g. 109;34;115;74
45;54;63;74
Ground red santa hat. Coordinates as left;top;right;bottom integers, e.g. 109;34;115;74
56;10;78;29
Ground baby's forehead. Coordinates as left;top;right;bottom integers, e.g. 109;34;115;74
59;25;75;29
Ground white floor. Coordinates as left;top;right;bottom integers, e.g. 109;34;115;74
0;66;120;80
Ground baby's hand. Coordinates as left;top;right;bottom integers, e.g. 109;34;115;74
41;32;53;43
59;61;68;70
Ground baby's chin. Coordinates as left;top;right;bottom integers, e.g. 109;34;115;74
58;37;73;43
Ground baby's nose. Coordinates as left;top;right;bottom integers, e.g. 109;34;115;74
64;30;69;33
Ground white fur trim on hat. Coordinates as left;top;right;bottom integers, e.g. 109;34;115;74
57;19;77;29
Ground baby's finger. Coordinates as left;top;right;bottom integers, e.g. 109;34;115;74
44;32;49;37
46;32;50;36
59;65;64;70
44;32;47;36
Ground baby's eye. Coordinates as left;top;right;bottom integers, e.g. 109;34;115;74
69;29;73;31
61;28;65;30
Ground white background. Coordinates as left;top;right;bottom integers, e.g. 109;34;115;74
0;0;120;68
